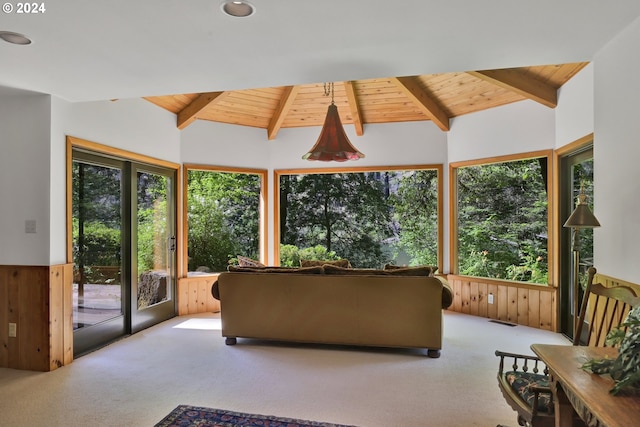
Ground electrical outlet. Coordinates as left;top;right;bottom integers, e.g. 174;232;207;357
9;323;17;337
488;293;494;304
25;220;36;234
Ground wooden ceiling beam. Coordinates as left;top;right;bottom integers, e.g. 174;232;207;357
267;85;300;140
468;69;557;108
343;81;364;136
392;76;450;131
177;92;229;130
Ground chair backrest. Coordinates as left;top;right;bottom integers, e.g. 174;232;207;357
574;267;640;346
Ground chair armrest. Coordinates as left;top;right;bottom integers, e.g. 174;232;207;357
495;350;547;376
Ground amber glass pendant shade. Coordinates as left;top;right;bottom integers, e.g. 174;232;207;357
302;103;365;162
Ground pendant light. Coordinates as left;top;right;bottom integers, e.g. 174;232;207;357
302;83;365;162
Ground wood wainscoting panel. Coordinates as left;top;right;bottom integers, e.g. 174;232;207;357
0;264;73;371
447;274;557;331
177;275;220;315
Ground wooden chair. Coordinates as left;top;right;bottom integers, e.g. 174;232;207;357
495;267;640;427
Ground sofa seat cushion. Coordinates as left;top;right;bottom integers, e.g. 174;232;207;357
505;371;553;414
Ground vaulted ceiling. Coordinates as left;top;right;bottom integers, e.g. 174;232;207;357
145;62;588;138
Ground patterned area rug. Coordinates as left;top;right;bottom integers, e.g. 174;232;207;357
154;405;358;427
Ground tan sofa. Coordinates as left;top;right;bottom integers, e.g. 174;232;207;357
212;265;453;357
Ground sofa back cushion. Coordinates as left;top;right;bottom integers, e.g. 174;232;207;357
227;265;325;274
322;264;433;277
301;259;352;268
384;264;438;276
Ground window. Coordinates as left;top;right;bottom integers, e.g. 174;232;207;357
275;166;442;269
452;151;551;284
185;166;267;273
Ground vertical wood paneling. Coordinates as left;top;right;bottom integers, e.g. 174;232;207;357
469;281;479;316
477;282;488;318
188;283;199;313
0;264;73;371
539;291;553;330
50;267;64;370
497;285;509;321
63;263;74;366
177;278;190;314
452;278;463;312
528;289;541;329
507;286;518;323
447;274;558;331
177;275;220;315
0;268;8;367
461;279;471;314
517;288;529;326
487;284;498;320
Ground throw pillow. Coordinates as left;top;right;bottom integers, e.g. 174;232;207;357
384;264;438;276
300;259;352;268
385;266;433;277
227;265;325;274
237;255;266;268
322;264;389;275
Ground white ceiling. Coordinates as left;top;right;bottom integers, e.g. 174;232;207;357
2;0;640;103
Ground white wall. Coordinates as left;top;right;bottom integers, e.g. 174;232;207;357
48;97;181;264
593;16;640;283
556;63;594;147
448;100;556;163
0;91;51;265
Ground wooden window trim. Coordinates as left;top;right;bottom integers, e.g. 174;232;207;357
182;164;268;274
449;149;554;285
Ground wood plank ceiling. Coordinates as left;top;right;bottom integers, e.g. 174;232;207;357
144;62;588;139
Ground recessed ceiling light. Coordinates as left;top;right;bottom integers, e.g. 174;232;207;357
221;1;255;18
0;31;32;45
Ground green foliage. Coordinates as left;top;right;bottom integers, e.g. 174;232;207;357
136;174;169;273
457;158;549;283
73;219;121;266
583;306;640;395
389;170;439;266
280;172;394;268
279;244;300;267
187;170;260;272
279;244;340;267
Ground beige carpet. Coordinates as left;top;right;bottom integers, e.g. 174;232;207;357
0;311;569;427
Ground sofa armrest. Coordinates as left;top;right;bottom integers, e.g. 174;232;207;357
212;280;220;300
435;276;453;309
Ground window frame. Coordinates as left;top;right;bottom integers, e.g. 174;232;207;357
449;149;554;285
273;164;443;269
182;164;268;274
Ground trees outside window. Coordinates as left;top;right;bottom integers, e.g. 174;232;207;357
277;167;441;269
186;168;265;273
454;152;550;284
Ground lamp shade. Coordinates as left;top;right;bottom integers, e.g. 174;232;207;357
563;204;601;228
302;104;365;162
563;188;600;228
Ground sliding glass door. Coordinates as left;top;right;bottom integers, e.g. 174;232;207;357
72;149;176;355
132;165;176;332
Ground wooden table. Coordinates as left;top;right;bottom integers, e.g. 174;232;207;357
531;344;640;427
